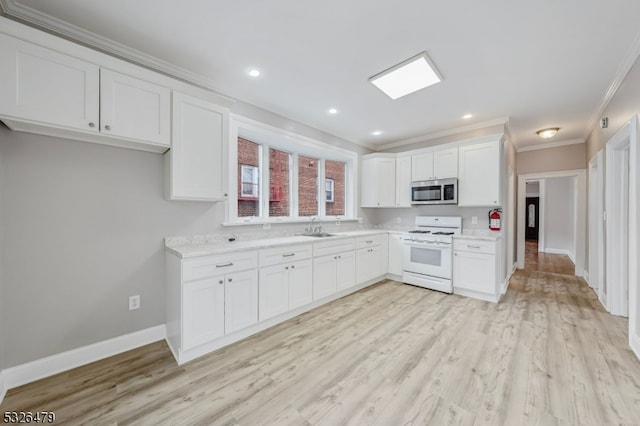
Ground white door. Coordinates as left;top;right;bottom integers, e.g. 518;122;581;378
225;269;258;334
336;250;356;291
395;156;412;207
458;141;500;206
288;259;313;309
0;34;99;131
434;148;458;179
100;69;170;146
182;275;225;350
411;152;434;181
258;264;289;321
169;91;228;201
313;254;337;300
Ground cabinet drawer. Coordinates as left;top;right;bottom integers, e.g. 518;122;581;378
453;239;496;254
259;244;312;267
313;238;355;257
355;234;388;249
183;251;258;282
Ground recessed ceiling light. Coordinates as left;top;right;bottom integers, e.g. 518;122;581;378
372;130;383;136
328;108;338;115
248;69;261;77
536;127;560;139
369;52;442;100
462;114;473;119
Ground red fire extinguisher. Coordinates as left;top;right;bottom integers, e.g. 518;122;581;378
489;208;502;231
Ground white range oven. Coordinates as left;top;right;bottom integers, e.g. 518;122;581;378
402;216;462;293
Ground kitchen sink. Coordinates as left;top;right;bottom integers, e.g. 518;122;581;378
302;232;337;238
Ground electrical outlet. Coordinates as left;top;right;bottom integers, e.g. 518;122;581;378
129;295;140;311
263;223;271;229
472;216;478;225
396;217;402;224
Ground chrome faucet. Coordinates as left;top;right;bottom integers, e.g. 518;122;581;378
305;216;322;234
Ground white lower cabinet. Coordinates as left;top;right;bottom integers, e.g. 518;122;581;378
182;276;225;350
313;254;338;300
335;251;356;291
224;269;259;334
388;233;405;276
355;234;389;284
259;258;312;320
312;237;357;300
453;238;501;302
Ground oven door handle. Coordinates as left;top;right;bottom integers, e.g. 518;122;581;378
404;241;449;250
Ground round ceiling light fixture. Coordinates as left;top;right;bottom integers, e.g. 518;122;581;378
328;108;338;115
536;127;560;139
372;130;383;136
248;68;261;77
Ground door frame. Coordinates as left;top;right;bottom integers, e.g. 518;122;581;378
588;150;605;296
517;169;586;275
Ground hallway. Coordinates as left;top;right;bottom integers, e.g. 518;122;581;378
524;240;575;275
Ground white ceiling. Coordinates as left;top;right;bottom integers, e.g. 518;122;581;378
3;0;640;151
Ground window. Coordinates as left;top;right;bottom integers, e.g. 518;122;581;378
325;179;335;202
241;165;259;197
230;117;356;223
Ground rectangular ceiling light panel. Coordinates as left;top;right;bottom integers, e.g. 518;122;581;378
369;52;442;100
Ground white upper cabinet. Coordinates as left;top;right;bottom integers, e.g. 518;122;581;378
395;155;412;207
0;33;100;132
458;140;501;206
434;148;458;179
411;152;434;181
99;69;170;146
412;148;458;181
167;92;228;201
361;155;396;207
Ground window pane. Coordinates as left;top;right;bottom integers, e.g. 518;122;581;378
298;155;318;216
325;160;345;216
237;138;260;217
269;148;290;217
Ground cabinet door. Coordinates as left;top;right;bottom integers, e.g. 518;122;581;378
182;275;225;350
258;264;289;321
458;141;501;206
169;91;228;201
336;250;356;291
361;157;396;207
388;234;404;276
225;269;258;334
288;258;313;309
100;69;170;146
313;254;337;300
453;251;496;294
0;34;99;132
395;156;412;207
434;148;458;179
411;152;434;181
355;247;375;284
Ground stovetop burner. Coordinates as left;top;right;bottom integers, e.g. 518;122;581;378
408;230;431;234
432;231;454;235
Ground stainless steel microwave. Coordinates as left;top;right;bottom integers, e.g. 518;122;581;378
411;178;458;205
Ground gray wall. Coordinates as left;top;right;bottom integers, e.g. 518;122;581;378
543;177;576;260
516;143;587;175
0;118;369;369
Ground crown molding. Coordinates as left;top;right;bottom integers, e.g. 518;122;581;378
373;117;509;151
584;27;640;142
0;0;224;92
516;138;584;153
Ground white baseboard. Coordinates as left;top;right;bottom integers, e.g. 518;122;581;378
0;370;7;405
544;248;571;257
1;325;166;393
631;332;640;362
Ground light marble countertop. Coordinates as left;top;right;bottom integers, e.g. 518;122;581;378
166;229;389;259
455;229;503;241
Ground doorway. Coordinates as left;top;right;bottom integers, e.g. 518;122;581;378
517;170;586;276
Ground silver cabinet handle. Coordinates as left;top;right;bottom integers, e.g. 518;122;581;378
228;278;232;282
366;240;374;244
285;266;289;270
218;279;223;284
283;253;295;257
104;125;111;131
467;245;481;249
88;122;95;128
291;265;295;269
216;262;234;268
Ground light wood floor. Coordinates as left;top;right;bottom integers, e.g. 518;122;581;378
3;273;639;425
525;240;575;275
